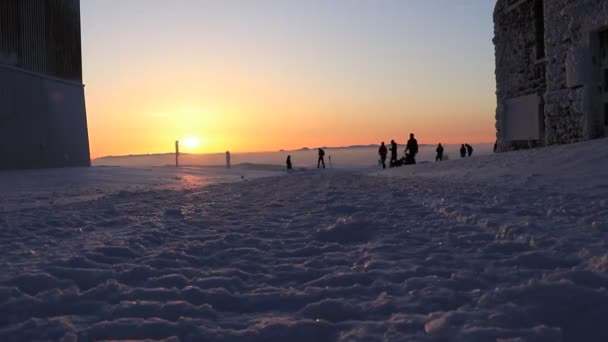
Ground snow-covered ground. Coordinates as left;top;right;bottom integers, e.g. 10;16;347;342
1;139;607;341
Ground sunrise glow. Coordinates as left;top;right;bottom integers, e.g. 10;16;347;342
81;1;497;159
181;136;201;151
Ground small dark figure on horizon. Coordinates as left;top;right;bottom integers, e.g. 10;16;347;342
436;143;444;161
389;140;398;167
406;133;419;164
460;144;467;158
318;148;326;169
286;155;292;170
465;144;473;157
378;142;388;169
493;141;498;153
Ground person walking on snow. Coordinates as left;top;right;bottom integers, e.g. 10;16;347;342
460;144;466;158
436;143;444;162
389;140;398;167
317;148;326;169
378;142;388;169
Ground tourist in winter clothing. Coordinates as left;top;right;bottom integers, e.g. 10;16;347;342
406;133;419;164
318;148;326;169
378;142;388;169
406;133;419;156
390;140;398;167
436;143;444;162
460;144;467;158
286;155;292;170
465;144;473;157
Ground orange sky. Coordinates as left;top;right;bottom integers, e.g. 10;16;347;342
81;1;496;158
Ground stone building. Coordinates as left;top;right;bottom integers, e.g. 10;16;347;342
494;0;608;151
0;0;90;169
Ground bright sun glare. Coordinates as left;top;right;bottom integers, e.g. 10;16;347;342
181;136;201;150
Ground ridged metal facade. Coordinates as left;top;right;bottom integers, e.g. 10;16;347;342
0;0;82;81
0;0;90;169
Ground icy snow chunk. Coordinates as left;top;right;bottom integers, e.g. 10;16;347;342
315;214;374;244
46;267;114;291
250;317;336;342
164;208;183;217
81;318;181;341
591;221;608;232
0;318;77;341
425;311;483;337
1;272;71;295
300;299;365;322
94;246;139;259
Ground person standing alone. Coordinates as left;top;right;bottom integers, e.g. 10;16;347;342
378;142;388;169
317;148;326;169
436;143;444;162
406;133;419;164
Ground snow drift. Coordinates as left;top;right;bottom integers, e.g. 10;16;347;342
0;138;607;341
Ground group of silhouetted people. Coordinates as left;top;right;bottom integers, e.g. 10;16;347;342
460;144;473;158
285;147;328;170
435;143;474;161
378;133;419;169
435;143;473;161
434;143;473;162
286;135;477;171
379;138;476;168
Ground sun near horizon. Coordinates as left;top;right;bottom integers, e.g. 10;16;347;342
81;0;497;159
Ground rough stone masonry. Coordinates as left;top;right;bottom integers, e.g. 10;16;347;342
494;0;608;151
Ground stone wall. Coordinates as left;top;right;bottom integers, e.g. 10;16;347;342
494;0;547;151
544;0;608;144
494;0;608;150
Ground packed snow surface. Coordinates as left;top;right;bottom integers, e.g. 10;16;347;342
1;139;607;341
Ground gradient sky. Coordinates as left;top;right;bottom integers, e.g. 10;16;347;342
81;0;497;158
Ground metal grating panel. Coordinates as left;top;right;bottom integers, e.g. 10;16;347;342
0;0;82;82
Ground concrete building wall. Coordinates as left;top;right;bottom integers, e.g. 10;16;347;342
0;66;89;169
494;0;608;151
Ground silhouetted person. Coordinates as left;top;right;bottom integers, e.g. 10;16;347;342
378;142;388;169
436;143;444;162
226;151;231;168
465;144;473;157
389;140;398;167
404;153;415;165
460;144;466;158
286;155;292;170
318;148;326;169
493;141;498;153
406;133;419;164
